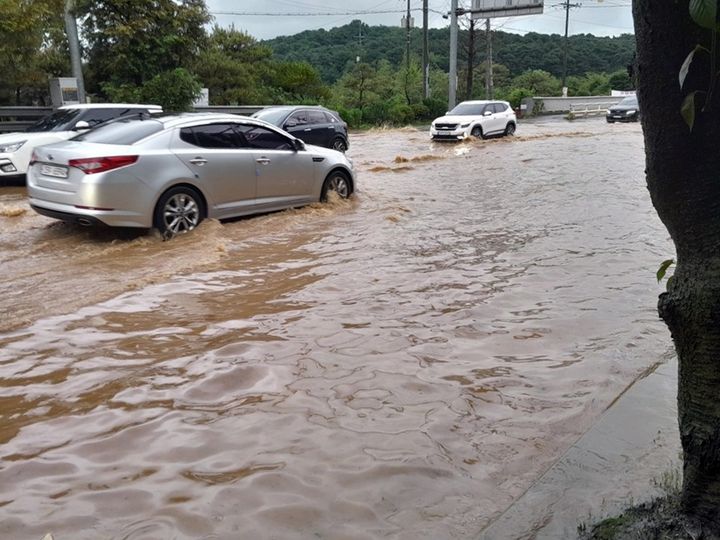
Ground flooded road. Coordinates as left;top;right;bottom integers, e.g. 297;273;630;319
0;119;673;539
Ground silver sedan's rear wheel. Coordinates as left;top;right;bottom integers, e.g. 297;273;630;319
321;171;352;201
154;186;204;236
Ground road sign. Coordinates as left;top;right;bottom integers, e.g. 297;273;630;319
471;0;544;19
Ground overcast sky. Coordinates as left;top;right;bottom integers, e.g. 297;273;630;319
205;0;634;41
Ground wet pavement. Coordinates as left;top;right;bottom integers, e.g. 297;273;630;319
0;118;676;539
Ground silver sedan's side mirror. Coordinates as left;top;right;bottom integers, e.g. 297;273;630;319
74;120;91;130
293;139;305;151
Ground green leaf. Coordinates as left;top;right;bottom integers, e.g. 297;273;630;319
680;45;709;88
657;259;675;282
681;92;699;130
689;0;720;31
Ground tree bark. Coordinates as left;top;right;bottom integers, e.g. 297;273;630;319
634;0;720;531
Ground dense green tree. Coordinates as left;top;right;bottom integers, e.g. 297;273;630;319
103;68;201;111
79;0;210;96
608;68;634;91
567;72;611;96
0;0;67;105
267;61;329;103
193;26;273;105
510;69;562;96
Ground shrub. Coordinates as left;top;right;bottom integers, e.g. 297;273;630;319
423;97;448;119
388;103;415;125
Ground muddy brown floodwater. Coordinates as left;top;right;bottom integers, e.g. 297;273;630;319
0;118;673;539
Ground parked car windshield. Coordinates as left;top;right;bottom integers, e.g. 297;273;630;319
448;103;486;116
25;109;82;132
253;108;292;125
73;119;164;145
618;96;638;107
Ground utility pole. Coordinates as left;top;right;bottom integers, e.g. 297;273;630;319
560;0;580;96
466;17;476;100
406;0;411;72
423;0;429;98
485;18;493;99
356;20;364;63
448;0;458;110
64;0;86;103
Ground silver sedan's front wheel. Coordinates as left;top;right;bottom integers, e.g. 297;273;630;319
321;171;352;201
154;186;204;237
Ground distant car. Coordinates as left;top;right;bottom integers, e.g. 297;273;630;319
0;103;162;184
431;100;517;141
252;106;350;152
606;96;639;123
27;113;355;236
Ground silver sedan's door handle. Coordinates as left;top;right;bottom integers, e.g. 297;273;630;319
189;157;207;165
256;157;270;165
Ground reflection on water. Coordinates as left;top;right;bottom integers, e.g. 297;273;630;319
0;119;672;539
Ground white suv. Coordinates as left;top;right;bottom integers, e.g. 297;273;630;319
0;103;162;184
430;100;516;141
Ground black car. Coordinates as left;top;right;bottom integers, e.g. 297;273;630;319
252;106;349;152
606;96;639;123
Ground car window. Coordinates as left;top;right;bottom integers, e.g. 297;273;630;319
618;96;638;107
308;110;327;124
483;104;495;115
25;109;82;132
494;102;508;113
287;111;308;126
324;111;338;123
252;108;292;125
182;123;245;149
80;108;122;127
235;124;293;150
449;103;486;115
74;119;164;145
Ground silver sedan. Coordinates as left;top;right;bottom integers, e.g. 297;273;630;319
27;113;355;235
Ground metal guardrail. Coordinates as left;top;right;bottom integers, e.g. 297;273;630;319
0;106;53;133
0;105;268;133
568;102;616;118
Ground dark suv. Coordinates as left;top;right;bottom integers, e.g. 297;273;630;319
606;95;639;123
252;106;349;152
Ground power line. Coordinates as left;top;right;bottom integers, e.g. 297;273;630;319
211;9;413;17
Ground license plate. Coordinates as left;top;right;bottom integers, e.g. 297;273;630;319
40;164;68;178
613;115;623;119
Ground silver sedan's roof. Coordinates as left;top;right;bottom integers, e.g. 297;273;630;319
157;113;279;131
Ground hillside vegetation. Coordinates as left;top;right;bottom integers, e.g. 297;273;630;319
265;21;635;84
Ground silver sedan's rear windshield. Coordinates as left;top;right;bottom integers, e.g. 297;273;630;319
74;119;164;145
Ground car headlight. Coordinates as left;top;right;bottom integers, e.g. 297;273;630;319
460;123;471;128
606;110;612;115
0;140;26;153
625;109;637;115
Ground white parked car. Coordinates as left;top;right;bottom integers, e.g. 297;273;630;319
430;100;516;141
0;103;161;183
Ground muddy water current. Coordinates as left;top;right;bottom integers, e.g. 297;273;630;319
0;119;673;539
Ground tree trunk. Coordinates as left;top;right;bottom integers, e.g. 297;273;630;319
634;0;720;531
